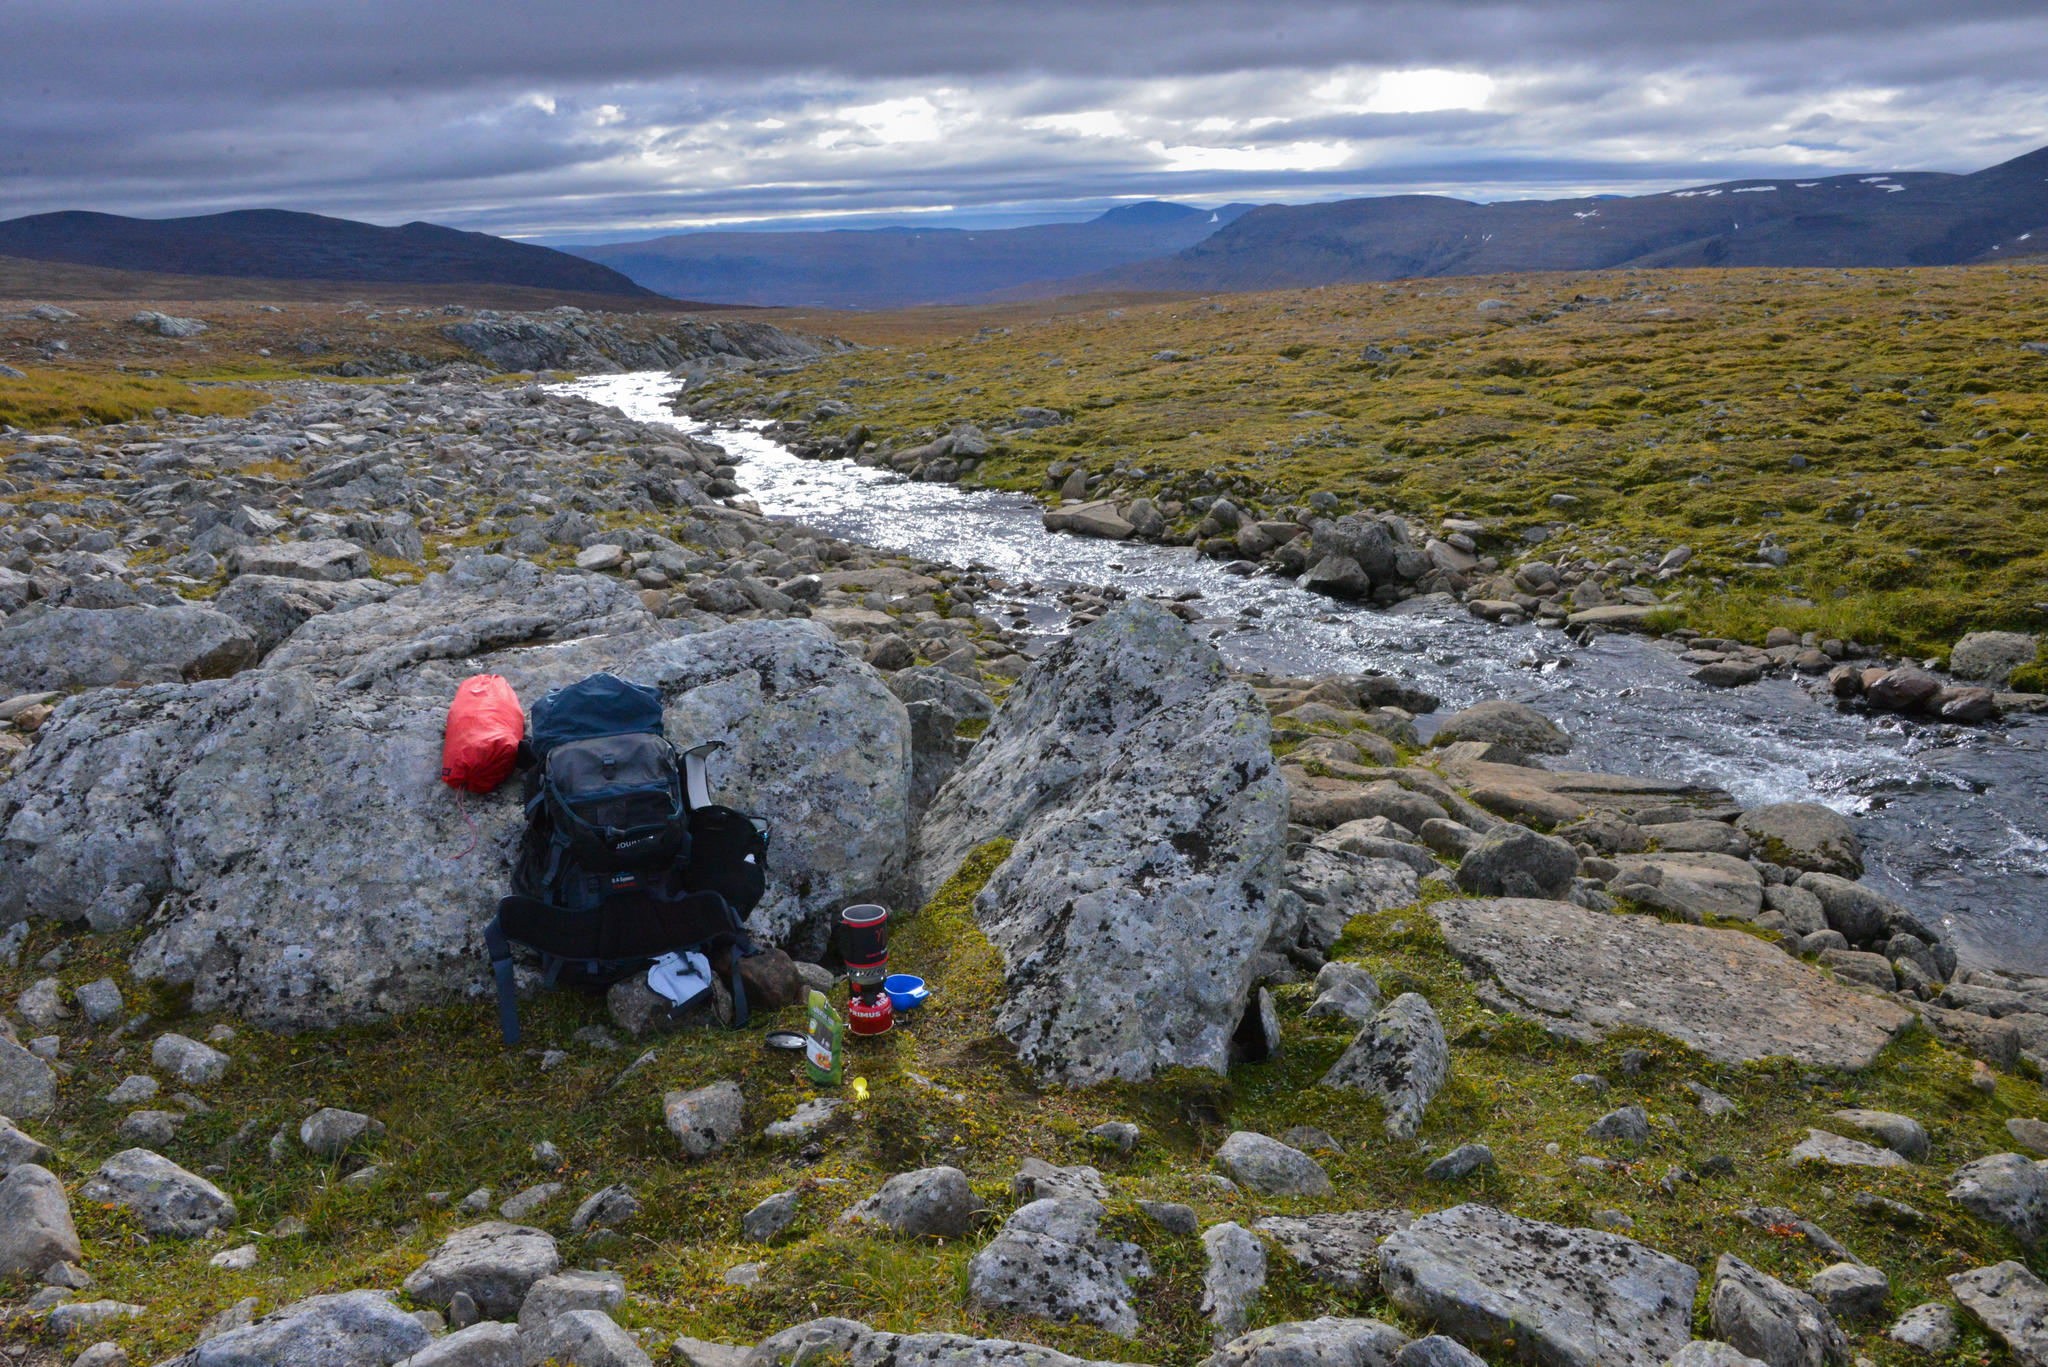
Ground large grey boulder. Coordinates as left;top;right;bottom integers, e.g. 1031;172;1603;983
0;1115;53;1170
0;560;907;1024
0;605;257;692
78;1148;235;1237
1735;805;1862;878
401;1221;560;1319
0;1037;57;1118
153;1032;230;1084
517;1269;626;1332
1317;993;1447;1140
1708;1255;1849;1367
911;601;1287;1083
1454;827;1577;900
163;1289;429;1367
841;1165;980;1239
1828;1109;1928;1162
1950;1261;2048;1366
1949;1153;2048;1245
744;1319;1145;1367
967;1197;1151;1337
1310;515;1399;582
1201;1318;1410;1367
1429;898;1912;1068
1378;1204;1699;1367
1430;700;1571;755
0;1162;80;1278
1951;631;2039;686
1665;1346;1770;1367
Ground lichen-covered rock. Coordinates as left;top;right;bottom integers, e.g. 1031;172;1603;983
912;601;1286;1083
1201;1318;1410;1367
1949;1261;2048;1366
162;1289;428;1366
520;1309;653;1367
0;1163;80;1278
77;1148;235;1237
1708;1254;1849;1367
1253;1211;1412;1290
967;1198;1151;1337
1201;1223;1266;1344
1735;805;1863;879
1318;993;1447;1140
401;1221;560;1319
299;1107;385;1158
663;1080;745;1160
1429;700;1571;755
1949;1153;2048;1245
841;1165;980;1239
1378;1204;1699;1367
227;538;372;584
1216;1132;1332;1197
0;605;257;693
1454;828;1577;900
0;561;907;1025
0;1037;57;1118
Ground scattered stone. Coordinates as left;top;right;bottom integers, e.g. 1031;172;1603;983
1789;1129;1909;1171
1949;1153;2048;1244
0;1037;57;1118
1280;1126;1340;1154
0;1163;81;1279
1088;1121;1141;1154
1305;962;1382;1024
663;1080;744;1159
841;1165;981;1239
569;1184;642;1235
106;1075;158;1105
1216;1131;1332;1197
78;1148;234;1237
1664;1346;1769;1367
1204;1319;1410;1367
299;1107;386;1158
1587;1105;1651;1144
117;1110;182;1147
1395;1336;1488;1367
1887;1302;1957;1356
73;978;124;1026
1454;827;1579;900
1201;1222;1266;1344
967;1198;1151;1338
1012;1157;1108;1203
498;1182;563;1221
1685;1082;1739;1118
1828;1109;1927;1161
208;1244;259;1271
46;1302;145;1338
1140;1201;1200;1237
763;1097;843;1141
522;1310;654;1367
1431;700;1571;755
1379;1204;1698;1367
2009;1117;2048;1156
151;1033;230;1085
1424;1145;1497;1182
517;1268;626;1333
1317;993;1447;1140
400;1320;523;1367
1949;1261;2048;1366
744;1190;802;1243
1736;804;1863;878
1709;1254;1849;1367
1809;1262;1889;1319
401;1221;561;1318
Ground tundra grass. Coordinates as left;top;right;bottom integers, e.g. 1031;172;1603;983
700;264;2048;657
6;840;2041;1365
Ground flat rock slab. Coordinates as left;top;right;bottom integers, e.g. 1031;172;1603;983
1254;1211;1413;1290
401;1220;559;1319
1430;898;1912;1068
1951;1261;2048;1367
1379;1203;1698;1367
1437;757;1737;823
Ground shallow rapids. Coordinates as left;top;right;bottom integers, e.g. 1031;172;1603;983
559;371;2048;974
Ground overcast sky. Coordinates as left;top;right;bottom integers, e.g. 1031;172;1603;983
5;1;2046;242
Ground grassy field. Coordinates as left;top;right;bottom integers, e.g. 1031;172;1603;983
710;265;2048;657
9;830;2042;1366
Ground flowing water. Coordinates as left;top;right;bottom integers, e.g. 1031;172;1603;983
560;371;2048;973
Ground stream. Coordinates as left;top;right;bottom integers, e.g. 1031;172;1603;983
560;371;2048;975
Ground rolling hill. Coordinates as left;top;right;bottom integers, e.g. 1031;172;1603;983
1027;144;2048;295
566;201;1256;309
0;209;661;299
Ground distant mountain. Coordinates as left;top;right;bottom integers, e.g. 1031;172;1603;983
567;201;1257;308
1022;145;2048;295
0;209;660;299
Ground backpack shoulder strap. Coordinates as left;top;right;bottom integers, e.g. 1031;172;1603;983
484;912;521;1046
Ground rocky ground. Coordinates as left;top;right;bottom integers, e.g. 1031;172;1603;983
3;320;2048;1367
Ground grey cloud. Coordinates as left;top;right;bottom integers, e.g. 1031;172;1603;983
1;2;2043;238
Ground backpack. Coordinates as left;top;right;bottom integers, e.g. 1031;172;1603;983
482;672;773;1045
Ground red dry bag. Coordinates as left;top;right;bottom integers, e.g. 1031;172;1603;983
442;674;524;794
